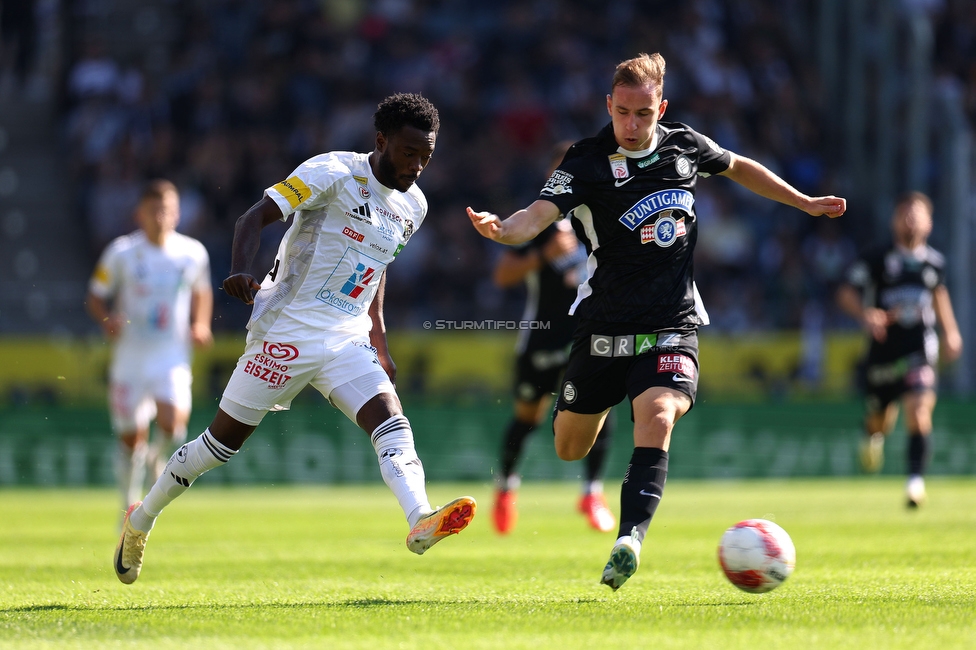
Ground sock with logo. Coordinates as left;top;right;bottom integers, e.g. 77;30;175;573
907;430;930;476
116;439;148;511
584;416;614;483
500;419;536;479
129;428;236;532
617;447;668;544
371;414;431;528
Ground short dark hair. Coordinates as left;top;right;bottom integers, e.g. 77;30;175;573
373;93;440;137
139;178;178;202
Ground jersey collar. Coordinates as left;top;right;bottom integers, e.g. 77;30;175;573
615;126;660;159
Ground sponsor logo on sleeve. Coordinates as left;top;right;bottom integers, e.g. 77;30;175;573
541;170;574;196
272;176;312;209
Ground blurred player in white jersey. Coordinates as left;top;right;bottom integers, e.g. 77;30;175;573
114;94;476;585
87;179;214;514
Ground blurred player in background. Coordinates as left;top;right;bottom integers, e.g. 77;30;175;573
492;142;615;535
86;179;213;515
837;191;962;507
468;52;845;590
113;93;476;585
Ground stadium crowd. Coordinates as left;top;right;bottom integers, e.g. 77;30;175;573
57;0;975;334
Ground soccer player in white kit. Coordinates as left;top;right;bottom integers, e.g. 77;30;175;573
114;93;476;584
87;179;214;515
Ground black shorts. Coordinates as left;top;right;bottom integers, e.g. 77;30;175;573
862;350;937;412
513;347;570;402
556;327;699;415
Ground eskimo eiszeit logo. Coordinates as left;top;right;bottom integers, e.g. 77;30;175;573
618;189;694;231
243;342;298;389
262;341;299;361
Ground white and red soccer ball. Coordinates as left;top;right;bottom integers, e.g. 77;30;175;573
718;519;796;593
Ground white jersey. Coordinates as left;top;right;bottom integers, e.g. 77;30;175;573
89;230;211;367
252;151;427;342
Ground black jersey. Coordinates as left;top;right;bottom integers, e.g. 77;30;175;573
538;121;731;329
845;244;946;363
513;222;587;354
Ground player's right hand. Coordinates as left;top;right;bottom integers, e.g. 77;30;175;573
222;273;262;304
466;206;503;240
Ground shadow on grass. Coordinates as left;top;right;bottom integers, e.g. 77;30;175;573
4;596;611;613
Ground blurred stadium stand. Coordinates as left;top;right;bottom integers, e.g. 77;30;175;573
0;0;974;400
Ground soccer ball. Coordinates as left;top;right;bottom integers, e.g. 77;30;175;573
717;519;796;593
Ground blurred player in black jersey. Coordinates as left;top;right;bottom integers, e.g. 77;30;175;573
468;52;845;590
837;192;962;508
492;144;616;535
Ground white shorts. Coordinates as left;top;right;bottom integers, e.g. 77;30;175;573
108;363;192;434
219;334;394;425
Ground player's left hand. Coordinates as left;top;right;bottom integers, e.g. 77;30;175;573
942;330;963;364
804;196;847;218
222;273;262;304
191;324;214;348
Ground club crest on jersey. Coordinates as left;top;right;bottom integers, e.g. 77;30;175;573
641;213;686;246
608;153;629;179
619;189;694;231
403;218;415;242
674;155;692;178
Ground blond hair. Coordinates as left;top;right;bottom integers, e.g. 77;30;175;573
612;53;666;98
895;191;933;215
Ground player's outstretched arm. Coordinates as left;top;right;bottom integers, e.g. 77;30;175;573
223;196;285;304
720;153;846;218
467;200;562;246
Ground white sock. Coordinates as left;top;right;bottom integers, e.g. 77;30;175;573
116;440;148;510
370;414;431;528
130;428;236;531
583;480;604;495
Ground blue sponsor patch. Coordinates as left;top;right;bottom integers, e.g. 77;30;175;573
618;189;694;231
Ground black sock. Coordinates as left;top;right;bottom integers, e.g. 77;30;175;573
907;431;929;476
500;419;536;479
585;415;614;483
618;447;668;544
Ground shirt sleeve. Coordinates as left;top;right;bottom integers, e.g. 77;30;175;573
88;242;120;298
537;163;584;217
691;130;732;176
265;153;346;219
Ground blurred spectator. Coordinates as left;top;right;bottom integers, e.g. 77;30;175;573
57;0;971;337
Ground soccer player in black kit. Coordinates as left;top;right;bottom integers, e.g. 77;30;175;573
837;192;962;508
468;52;846;590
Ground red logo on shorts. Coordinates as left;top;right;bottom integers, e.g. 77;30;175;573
262;342;299;361
657;354;696;379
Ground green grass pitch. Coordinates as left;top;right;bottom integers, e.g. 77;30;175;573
1;478;974;649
